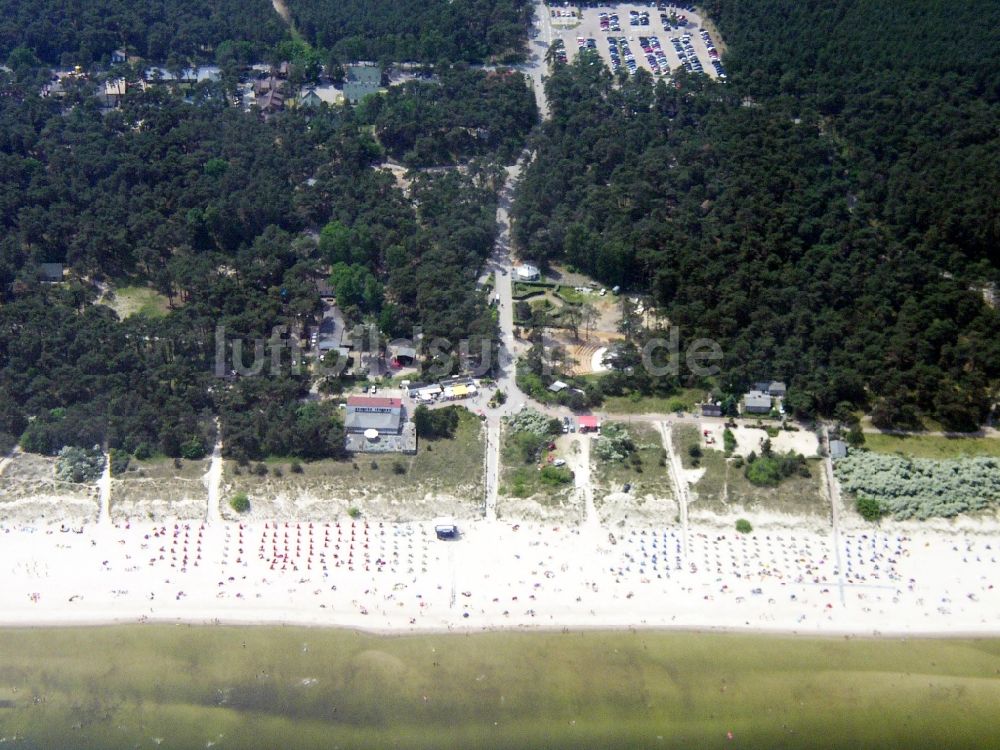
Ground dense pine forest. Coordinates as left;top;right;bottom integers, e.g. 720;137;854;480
513;0;1000;430
0;0;285;66
359;65;538;167
286;0;532;64
0;0;530;68
0;67;531;459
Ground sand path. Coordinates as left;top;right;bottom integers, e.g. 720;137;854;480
204;432;223;524
97;451;111;525
659;421;689;558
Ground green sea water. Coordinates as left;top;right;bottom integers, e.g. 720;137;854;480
0;626;998;749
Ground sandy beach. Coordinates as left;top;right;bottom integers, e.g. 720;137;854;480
2;514;998;636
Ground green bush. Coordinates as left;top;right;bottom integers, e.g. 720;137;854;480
845;424;866;447
835;452;1000;520
230;492;250;513
539;464;573;486
856;496;886;522
511;430;547;464
744;452;807;487
723;428;737;454
593;422;635;462
109;448;130;477
180;436;206;460
133;443;152;460
348;506;361;519
736;519;753;534
413;404;463;439
289;461;303;474
392;460;406;475
55;446;105;483
688;444;702;459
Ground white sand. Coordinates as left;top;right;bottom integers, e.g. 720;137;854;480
702;423;820;457
1;516;998;635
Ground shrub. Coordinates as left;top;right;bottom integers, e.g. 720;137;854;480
835;452;1000;520
180;436;206;460
539;464;573;485
845;424;866;447
252;463;268;476
133;443;152;460
593;422;635;462
505;408;556;438
348;506;361;519
688;444;702;459
289;461;303;474
271;466;283;478
856;496;886;522
55;446;105;483
370;460;379;470
230;492;250;513
744;452;807;487
413;404;462;439
392;460;406;475
173;457;182;469
108;448;130;477
735;519;753;534
723;428;737;454
511;430;546;464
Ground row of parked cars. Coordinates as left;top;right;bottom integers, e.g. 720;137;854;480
638;36;669;76
629;9;651;26
552;38;568;64
608;37;638;74
670;33;705;74
598;11;621;33
660;11;688;30
698;27;726;78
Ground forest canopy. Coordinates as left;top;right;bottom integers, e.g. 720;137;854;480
0;71;517;459
286;0;532;64
0;0;285;66
512;0;1000;430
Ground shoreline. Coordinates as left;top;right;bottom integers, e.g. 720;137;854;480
1;614;998;641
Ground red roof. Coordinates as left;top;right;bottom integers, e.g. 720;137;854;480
578;415;599;428
346;395;401;408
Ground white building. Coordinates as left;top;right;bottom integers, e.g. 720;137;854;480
515;263;540;281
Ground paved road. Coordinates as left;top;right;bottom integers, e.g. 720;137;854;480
478;156;543;519
516;0;553;119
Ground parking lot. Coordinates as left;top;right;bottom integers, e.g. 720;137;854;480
546;3;726;79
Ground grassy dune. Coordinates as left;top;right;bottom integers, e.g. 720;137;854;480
864;432;1000;459
0;627;998;748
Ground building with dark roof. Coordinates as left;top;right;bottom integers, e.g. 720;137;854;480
701;403;723;417
344;396;403;434
38;263;64;282
344;395;415;453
